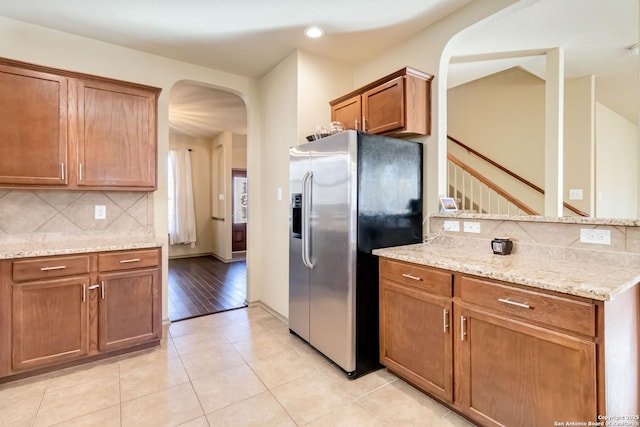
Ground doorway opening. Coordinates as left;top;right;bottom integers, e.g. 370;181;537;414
167;81;248;322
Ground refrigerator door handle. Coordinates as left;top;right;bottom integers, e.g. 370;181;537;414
301;171;314;268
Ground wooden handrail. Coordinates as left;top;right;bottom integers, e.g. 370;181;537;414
448;135;589;217
448;154;538;215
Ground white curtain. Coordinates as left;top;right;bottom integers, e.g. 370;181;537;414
168;149;197;245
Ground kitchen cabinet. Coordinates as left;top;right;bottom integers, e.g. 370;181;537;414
0;57;160;191
331;95;361;131
330;67;433;136
0;63;68;185
455;304;596;425
378;256;639;424
96;249;161;352
74;79;157;189
379;259;453;402
1;247;161;379
11;255;91;372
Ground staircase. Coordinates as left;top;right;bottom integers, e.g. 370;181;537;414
447;136;588;217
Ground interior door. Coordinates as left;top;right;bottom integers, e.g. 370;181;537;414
231;169;247;252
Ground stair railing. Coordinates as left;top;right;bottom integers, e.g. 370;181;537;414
448;135;588;217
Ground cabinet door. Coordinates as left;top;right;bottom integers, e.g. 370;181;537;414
331;95;362;131
75;79;157;189
0;64;67;185
362;76;405;135
456;305;597;426
12;277;89;371
380;279;453;402
98;268;160;352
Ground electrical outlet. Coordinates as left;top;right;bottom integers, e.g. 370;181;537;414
463;221;481;233
94;205;106;219
444;220;460;232
568;189;583;200
580;228;611;245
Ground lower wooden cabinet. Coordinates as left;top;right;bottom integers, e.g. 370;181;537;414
455;304;597;426
380;279;453;402
1;247;161;379
12;277;90;371
378;257;618;425
98;268;160;352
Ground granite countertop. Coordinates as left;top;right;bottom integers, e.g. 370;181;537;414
373;239;640;302
0;236;164;260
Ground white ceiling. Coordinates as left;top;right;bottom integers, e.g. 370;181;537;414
0;0;469;78
1;0;637;135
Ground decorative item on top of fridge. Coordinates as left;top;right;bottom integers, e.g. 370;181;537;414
306;121;344;141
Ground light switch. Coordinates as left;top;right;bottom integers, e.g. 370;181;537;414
95;205;106;219
277;188;283;201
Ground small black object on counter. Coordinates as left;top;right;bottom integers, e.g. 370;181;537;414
491;238;513;255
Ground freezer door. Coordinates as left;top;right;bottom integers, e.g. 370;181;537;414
289;143;311;341
309;131;358;373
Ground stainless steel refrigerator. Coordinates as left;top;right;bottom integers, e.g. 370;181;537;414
289;130;422;378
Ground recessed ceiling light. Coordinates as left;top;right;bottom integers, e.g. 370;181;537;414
304;26;324;39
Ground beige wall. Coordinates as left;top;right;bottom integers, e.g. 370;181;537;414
0;16;261;323
447;67;546;212
257;52;298;316
564;76;595;215
211;132;233;261
168;131;214;258
596;102;639;218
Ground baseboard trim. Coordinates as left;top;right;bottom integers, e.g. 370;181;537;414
248;301;288;325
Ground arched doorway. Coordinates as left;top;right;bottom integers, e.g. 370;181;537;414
167;80;249;321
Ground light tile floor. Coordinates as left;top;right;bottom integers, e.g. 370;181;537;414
0;306;476;427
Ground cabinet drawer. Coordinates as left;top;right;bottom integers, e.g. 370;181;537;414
13;255;90;282
459;276;596;336
98;249;160;272
380;258;452;297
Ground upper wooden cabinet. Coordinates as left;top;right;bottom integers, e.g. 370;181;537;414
75;79;157;189
0;58;160;191
330;67;433;137
0;64;68;185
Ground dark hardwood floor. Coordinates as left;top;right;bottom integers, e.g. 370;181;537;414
168;256;247;321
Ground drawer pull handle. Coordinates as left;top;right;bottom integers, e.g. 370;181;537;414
460;316;467;341
119;258;141;263
443;309;449;333
40;265;66;271
88;284;100;290
401;273;422;281
498;298;530;309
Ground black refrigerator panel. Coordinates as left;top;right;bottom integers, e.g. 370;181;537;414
357;133;423;252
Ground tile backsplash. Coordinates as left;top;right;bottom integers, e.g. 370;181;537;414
429;214;640;256
0;190;154;243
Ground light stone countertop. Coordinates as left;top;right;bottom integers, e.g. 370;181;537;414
373;240;640;302
0;236;164;260
429;212;640;226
